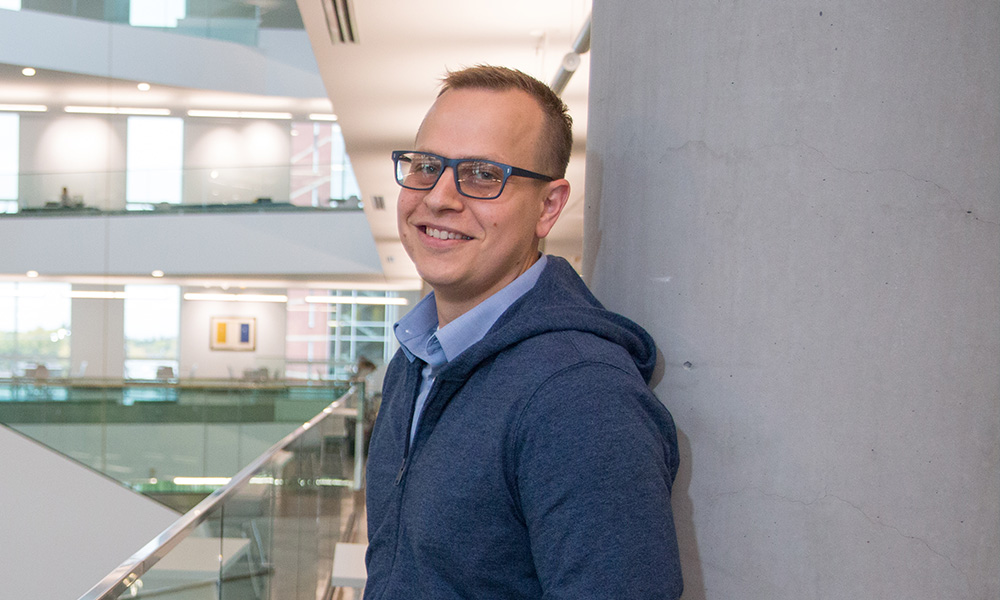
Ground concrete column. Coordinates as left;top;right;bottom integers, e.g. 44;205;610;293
586;2;998;598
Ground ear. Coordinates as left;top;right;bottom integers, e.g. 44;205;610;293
535;179;571;239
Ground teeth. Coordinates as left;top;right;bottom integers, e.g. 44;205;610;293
425;227;471;241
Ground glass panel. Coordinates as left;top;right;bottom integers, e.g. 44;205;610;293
12;0;295;44
7;119;371;212
0;378;350;495
82;386;361;600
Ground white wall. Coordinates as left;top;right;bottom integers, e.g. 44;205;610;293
586;1;999;598
0;426;179;599
0;210;382;276
183;119;294;206
180;295;288;379
70;285;125;379
19;113;128;210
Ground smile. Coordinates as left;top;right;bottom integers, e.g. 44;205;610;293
422;226;473;241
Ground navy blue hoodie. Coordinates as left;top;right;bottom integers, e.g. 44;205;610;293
364;256;683;599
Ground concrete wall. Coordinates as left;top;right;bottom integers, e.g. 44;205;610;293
586;1;998;598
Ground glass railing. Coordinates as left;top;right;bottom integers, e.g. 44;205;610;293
13;0;305;46
78;383;367;600
0;376;364;510
4;165;362;215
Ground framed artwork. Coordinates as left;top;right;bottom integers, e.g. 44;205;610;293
210;317;256;351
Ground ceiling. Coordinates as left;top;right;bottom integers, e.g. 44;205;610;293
296;0;593;282
0;62;335;118
0;0;592;287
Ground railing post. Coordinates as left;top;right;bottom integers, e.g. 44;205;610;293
352;381;365;491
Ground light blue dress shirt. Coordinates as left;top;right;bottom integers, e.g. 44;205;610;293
394;255;548;446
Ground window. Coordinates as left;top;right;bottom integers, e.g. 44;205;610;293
285;290;399;380
0;113;17;213
328;123;361;204
126;116;183;208
124;285;180;380
0;0;22;10
130;0;185;27
289;122;362;208
0;283;71;377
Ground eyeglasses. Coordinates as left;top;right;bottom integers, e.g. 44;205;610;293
392;150;554;200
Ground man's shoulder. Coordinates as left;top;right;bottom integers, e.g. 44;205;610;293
492;327;644;388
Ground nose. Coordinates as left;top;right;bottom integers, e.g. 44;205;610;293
422;166;465;212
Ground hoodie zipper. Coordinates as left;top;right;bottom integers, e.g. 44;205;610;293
395;370;420;486
395;455;407;485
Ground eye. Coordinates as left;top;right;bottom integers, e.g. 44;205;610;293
465;161;503;183
411;158;440;176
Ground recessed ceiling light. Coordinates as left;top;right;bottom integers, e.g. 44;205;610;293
22;67;36;77
0;104;47;112
182;293;289;303
309;113;338;122
26;270;39;278
64;106;171;116
239;111;292;120
151;270;164;278
304;296;408;306
188;109;291;120
137;82;151;92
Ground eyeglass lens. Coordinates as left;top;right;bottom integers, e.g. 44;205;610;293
395;152;507;199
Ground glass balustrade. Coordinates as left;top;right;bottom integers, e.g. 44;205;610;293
78;384;367;600
13;0;306;47
4;165;362;216
0;376;364;513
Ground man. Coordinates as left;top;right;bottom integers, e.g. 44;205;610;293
364;65;683;599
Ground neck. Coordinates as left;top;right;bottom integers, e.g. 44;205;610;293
433;252;542;327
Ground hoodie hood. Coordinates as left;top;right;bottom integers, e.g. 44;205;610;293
438;256;658;384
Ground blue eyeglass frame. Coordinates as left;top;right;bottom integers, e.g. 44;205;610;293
392;150;555;200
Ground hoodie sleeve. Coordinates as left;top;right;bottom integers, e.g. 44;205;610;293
512;361;683;600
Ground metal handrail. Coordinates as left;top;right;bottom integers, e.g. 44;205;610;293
77;382;365;600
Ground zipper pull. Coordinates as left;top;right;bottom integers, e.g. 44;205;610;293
395;456;407;485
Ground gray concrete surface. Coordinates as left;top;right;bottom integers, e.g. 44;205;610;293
585;2;999;598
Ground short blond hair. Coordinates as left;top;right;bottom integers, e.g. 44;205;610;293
440;65;573;178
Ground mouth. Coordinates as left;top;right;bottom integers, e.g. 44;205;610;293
421;226;473;241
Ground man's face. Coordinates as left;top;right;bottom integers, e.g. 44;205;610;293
397;87;568;314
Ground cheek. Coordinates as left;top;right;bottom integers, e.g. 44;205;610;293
397;193;417;226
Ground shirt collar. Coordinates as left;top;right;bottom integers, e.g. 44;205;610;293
394;254;548;366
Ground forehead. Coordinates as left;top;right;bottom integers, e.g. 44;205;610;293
415;88;545;165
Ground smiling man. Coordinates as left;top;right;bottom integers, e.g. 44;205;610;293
363;65;683;600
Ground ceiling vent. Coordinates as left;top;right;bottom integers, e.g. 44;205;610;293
372;195;385;210
323;0;358;44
